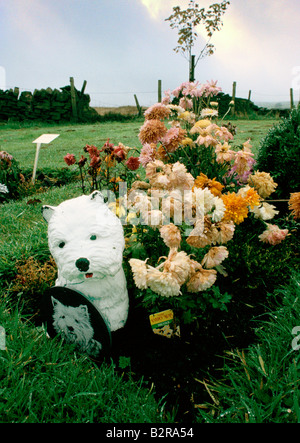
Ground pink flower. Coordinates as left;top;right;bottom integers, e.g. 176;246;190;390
203;80;222;97
259;224;289;245
179;97;193;110
126;156;140;171
139;143;156;168
64;153;76;166
162;89;171;105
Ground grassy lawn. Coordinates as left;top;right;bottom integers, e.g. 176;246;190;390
0;118;279;173
1;115;299;423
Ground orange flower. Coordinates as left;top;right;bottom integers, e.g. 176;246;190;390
144;103;171;121
104;154;115;168
139;119;167;144
222;192;249;225
289;192;300;219
238;185;261;209
194;173;224;196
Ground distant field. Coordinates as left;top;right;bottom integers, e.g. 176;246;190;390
0;117;280;172
94;106;143;116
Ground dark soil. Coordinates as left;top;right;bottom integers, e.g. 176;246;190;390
109;292;265;422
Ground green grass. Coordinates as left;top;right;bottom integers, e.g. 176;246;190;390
0;296;171;423
1;116;297;423
196;271;300;423
0;120;143;172
0;118;279;174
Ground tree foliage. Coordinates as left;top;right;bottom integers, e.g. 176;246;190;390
165;0;230;68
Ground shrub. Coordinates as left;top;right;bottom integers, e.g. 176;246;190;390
256;107;300;198
0;151;24;201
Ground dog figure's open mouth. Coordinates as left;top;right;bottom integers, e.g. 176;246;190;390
85;273;93;279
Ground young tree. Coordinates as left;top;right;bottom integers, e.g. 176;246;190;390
165;0;230;81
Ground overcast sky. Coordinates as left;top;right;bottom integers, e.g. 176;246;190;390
1;0;299;107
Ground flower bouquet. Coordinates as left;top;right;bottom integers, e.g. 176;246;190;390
121;81;292;324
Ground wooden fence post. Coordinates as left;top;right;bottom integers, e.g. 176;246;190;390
189;55;195;82
290;88;294;109
158;80;162;103
81;80;87;95
134;94;142;116
231;81;237;115
70;77;78;121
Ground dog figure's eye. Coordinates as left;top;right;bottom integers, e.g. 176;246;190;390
58;241;66;249
90;235;97;241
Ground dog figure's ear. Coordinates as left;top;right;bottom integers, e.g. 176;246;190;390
89;191;105;204
42;205;56;223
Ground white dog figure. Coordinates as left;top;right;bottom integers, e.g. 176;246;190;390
51;296;102;357
42;191;129;332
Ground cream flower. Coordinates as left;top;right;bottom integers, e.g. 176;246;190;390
201;246;229;269
248;171;278;198
201;108;218;118
210;196;226;222
163;250;192;285
186;266;217;292
159;223;181;248
147;209;165;228
251;202;279;220
215;142;236;164
130;192;152;214
147;268;181;297
129;259;148;289
186;217;218;248
168;162;195;190
161;190;184;220
214;221;235;244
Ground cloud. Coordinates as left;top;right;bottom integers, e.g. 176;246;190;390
139;0;188;20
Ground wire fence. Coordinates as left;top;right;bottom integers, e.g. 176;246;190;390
2;83;298;109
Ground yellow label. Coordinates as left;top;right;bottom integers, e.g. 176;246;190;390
149;310;180;339
149;309;174;328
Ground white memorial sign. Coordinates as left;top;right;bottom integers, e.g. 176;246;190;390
32;134;60;184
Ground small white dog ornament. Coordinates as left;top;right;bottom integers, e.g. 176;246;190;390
42;191;129;332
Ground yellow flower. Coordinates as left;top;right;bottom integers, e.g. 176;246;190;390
108;199;126;217
181;137;195;148
190;119;211;134
178;111;191;121
222;192;249;225
194;173;224;197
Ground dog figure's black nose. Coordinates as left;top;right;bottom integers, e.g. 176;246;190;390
75;258;90;272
